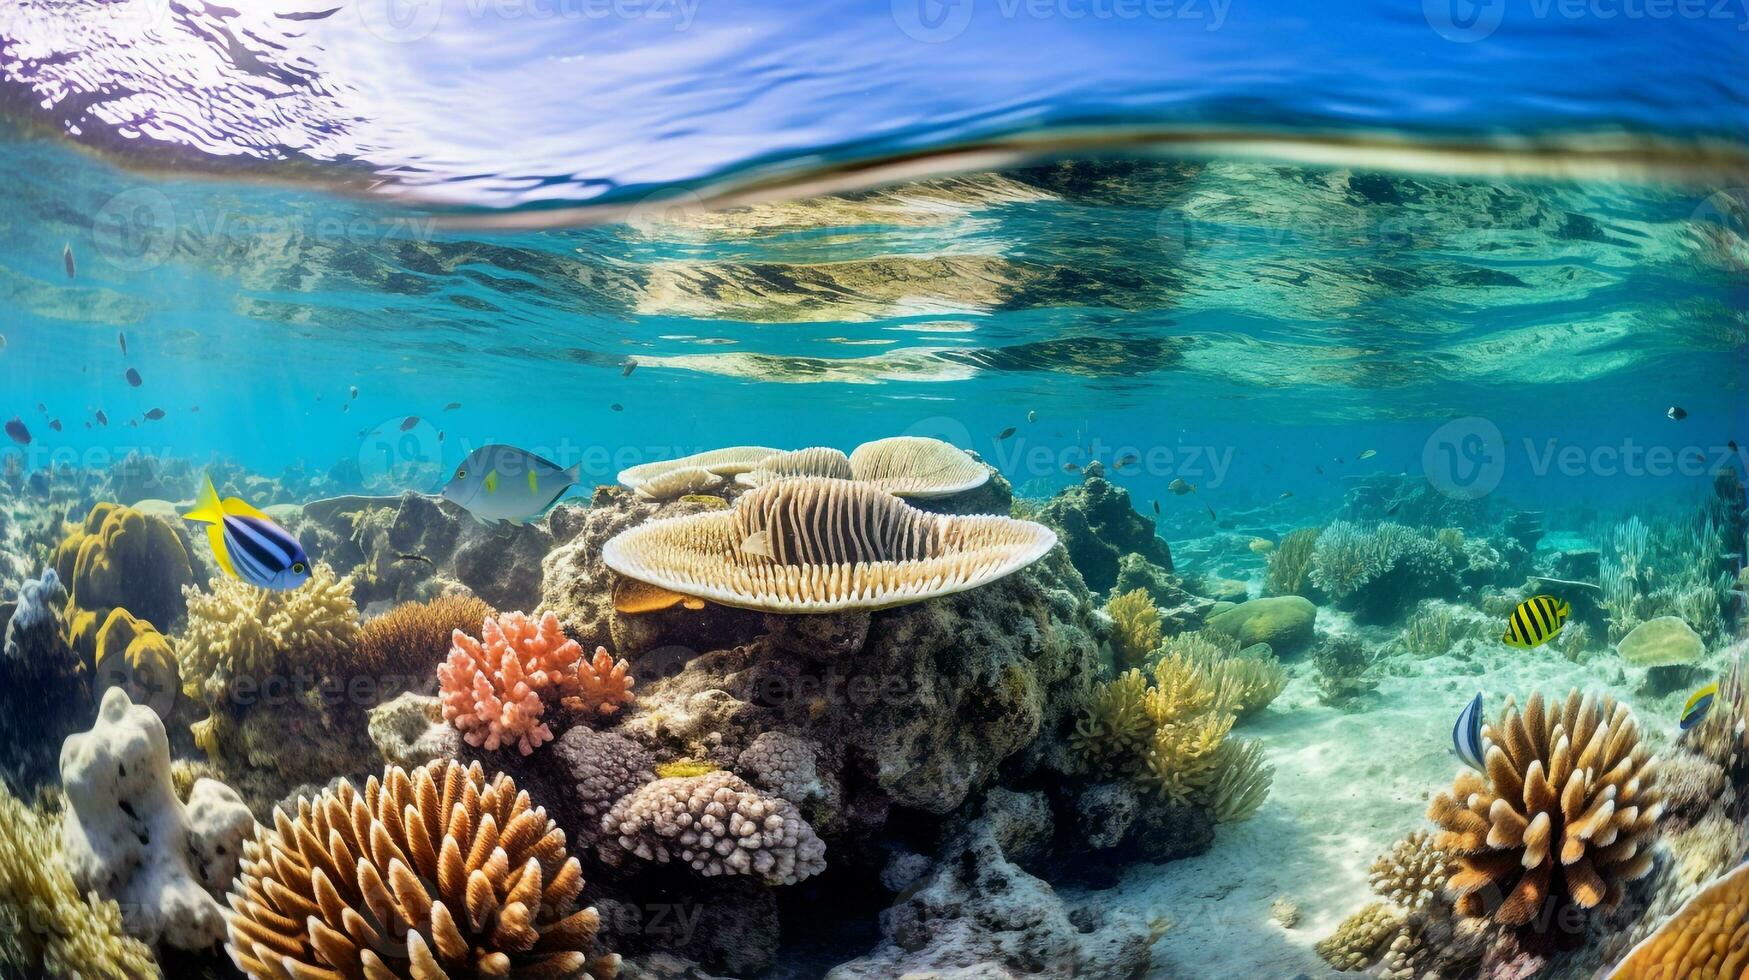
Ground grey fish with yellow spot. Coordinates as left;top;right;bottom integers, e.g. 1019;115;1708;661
439;444;582;525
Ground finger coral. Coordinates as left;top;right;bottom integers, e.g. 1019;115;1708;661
1427;689;1662;930
0;781;159;980
601;771;827;886
439;610;628;755
1264;527;1320;597
1105;588;1162;668
1315;902;1404;972
178;562;359;702
602;476;1056;613
224;759;620;979
1607;858;1749;979
1369;830;1455;912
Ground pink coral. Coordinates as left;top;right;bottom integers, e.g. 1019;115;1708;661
566;646;636;719
437;610;585;755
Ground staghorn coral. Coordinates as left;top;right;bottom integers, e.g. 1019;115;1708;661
438;610;598;755
1369;830;1455;911
1428;689;1662;930
600;771;827;886
224;759;619;979
1316;902;1405;972
355;594;496;682
178;562;359;702
1607;858;1749;979
734;447;854;488
1309;521;1456;620
1264;527;1320;597
0;783;159;980
1072;641;1277;823
602;476;1056;613
846;435;991;498
1105;587;1163;668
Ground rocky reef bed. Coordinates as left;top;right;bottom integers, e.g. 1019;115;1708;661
0;450;1744;979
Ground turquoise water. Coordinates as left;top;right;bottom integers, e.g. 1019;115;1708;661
0;4;1746;979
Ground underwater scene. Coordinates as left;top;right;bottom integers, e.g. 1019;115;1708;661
0;2;1747;979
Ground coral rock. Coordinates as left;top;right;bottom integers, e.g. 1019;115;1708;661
367;691;463;769
600;771;826;886
60;686;254;950
1035;476;1172;592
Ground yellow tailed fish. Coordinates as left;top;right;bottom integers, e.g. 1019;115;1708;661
1680;682;1718;730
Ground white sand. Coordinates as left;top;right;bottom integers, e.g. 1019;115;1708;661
1069;615;1717;979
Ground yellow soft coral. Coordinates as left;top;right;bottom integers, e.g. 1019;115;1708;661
0;784;159;979
178;562;359;702
1105;588;1162;668
91;607;181;713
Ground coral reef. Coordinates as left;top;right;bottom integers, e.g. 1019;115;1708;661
1073;639;1277;822
1369;831;1455;912
0;781;159;979
603;476;1056;613
55;502;196;643
59;686;254;951
619;447;780;498
552;726;656;826
1607;854;1749;978
1264;526;1319;597
367;692;463;770
1313;634;1379;708
354;593;496;683
1317;902;1405;971
735;446;853;487
1428;689;1661;931
438;610;619;754
1599;512;1734;644
1035;476;1173;593
599;770;826;885
735;731;827;805
1309;521;1457;622
91;606;181;717
0;566;92;790
1105;587;1162;667
845;435;990;498
224;759;620;978
178;562;360;702
1203;595;1317;655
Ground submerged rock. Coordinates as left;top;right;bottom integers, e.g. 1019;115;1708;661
1036;476;1173;594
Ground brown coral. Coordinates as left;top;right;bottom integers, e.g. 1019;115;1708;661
1368;830;1454;912
355;594;496;680
564;646;636;719
224;759;618;979
1427;689;1662;929
602;476;1056;613
1607;858;1749;979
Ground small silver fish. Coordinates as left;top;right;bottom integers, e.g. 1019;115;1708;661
400;416;419;431
125;368;142;387
1167;478;1194;495
1358;449;1376;460
439;444;582;525
444;402;461;411
622;361;637;377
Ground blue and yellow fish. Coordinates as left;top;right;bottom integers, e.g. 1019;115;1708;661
182;476;311;591
1452;692;1487;771
1680;682;1719;731
1502;595;1571;649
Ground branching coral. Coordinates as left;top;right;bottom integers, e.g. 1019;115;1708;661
1369;831;1455;911
178;562;359;702
1072;641;1277;823
1105;588;1162;668
1310;521;1455;619
1599;512;1734;642
355;594;495;681
1158;630;1285;718
599;771;827;885
1428;689;1662;930
439;611;618;755
224;759;619;979
1264;527;1320;597
1315;902;1405;971
0;783;159;980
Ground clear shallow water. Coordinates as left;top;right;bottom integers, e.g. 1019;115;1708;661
0;6;1746;980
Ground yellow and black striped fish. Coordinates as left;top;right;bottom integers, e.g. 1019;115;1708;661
1502;595;1571;649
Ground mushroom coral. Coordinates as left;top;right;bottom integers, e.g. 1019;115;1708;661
734;447;853;488
1427;689;1662;930
847;435;989;497
602;476;1055;613
224;759;619;979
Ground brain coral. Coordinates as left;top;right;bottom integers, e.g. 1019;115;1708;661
224;759;619;979
0;782;159;980
1428;689;1661;930
56;502;195;657
602;476;1056;613
92;607;181;717
177;562;359;702
1607;858;1749;979
599;770;827;886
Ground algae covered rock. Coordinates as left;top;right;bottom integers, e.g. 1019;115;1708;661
1036;476;1172;593
1205;595;1317;655
0;566;92;790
